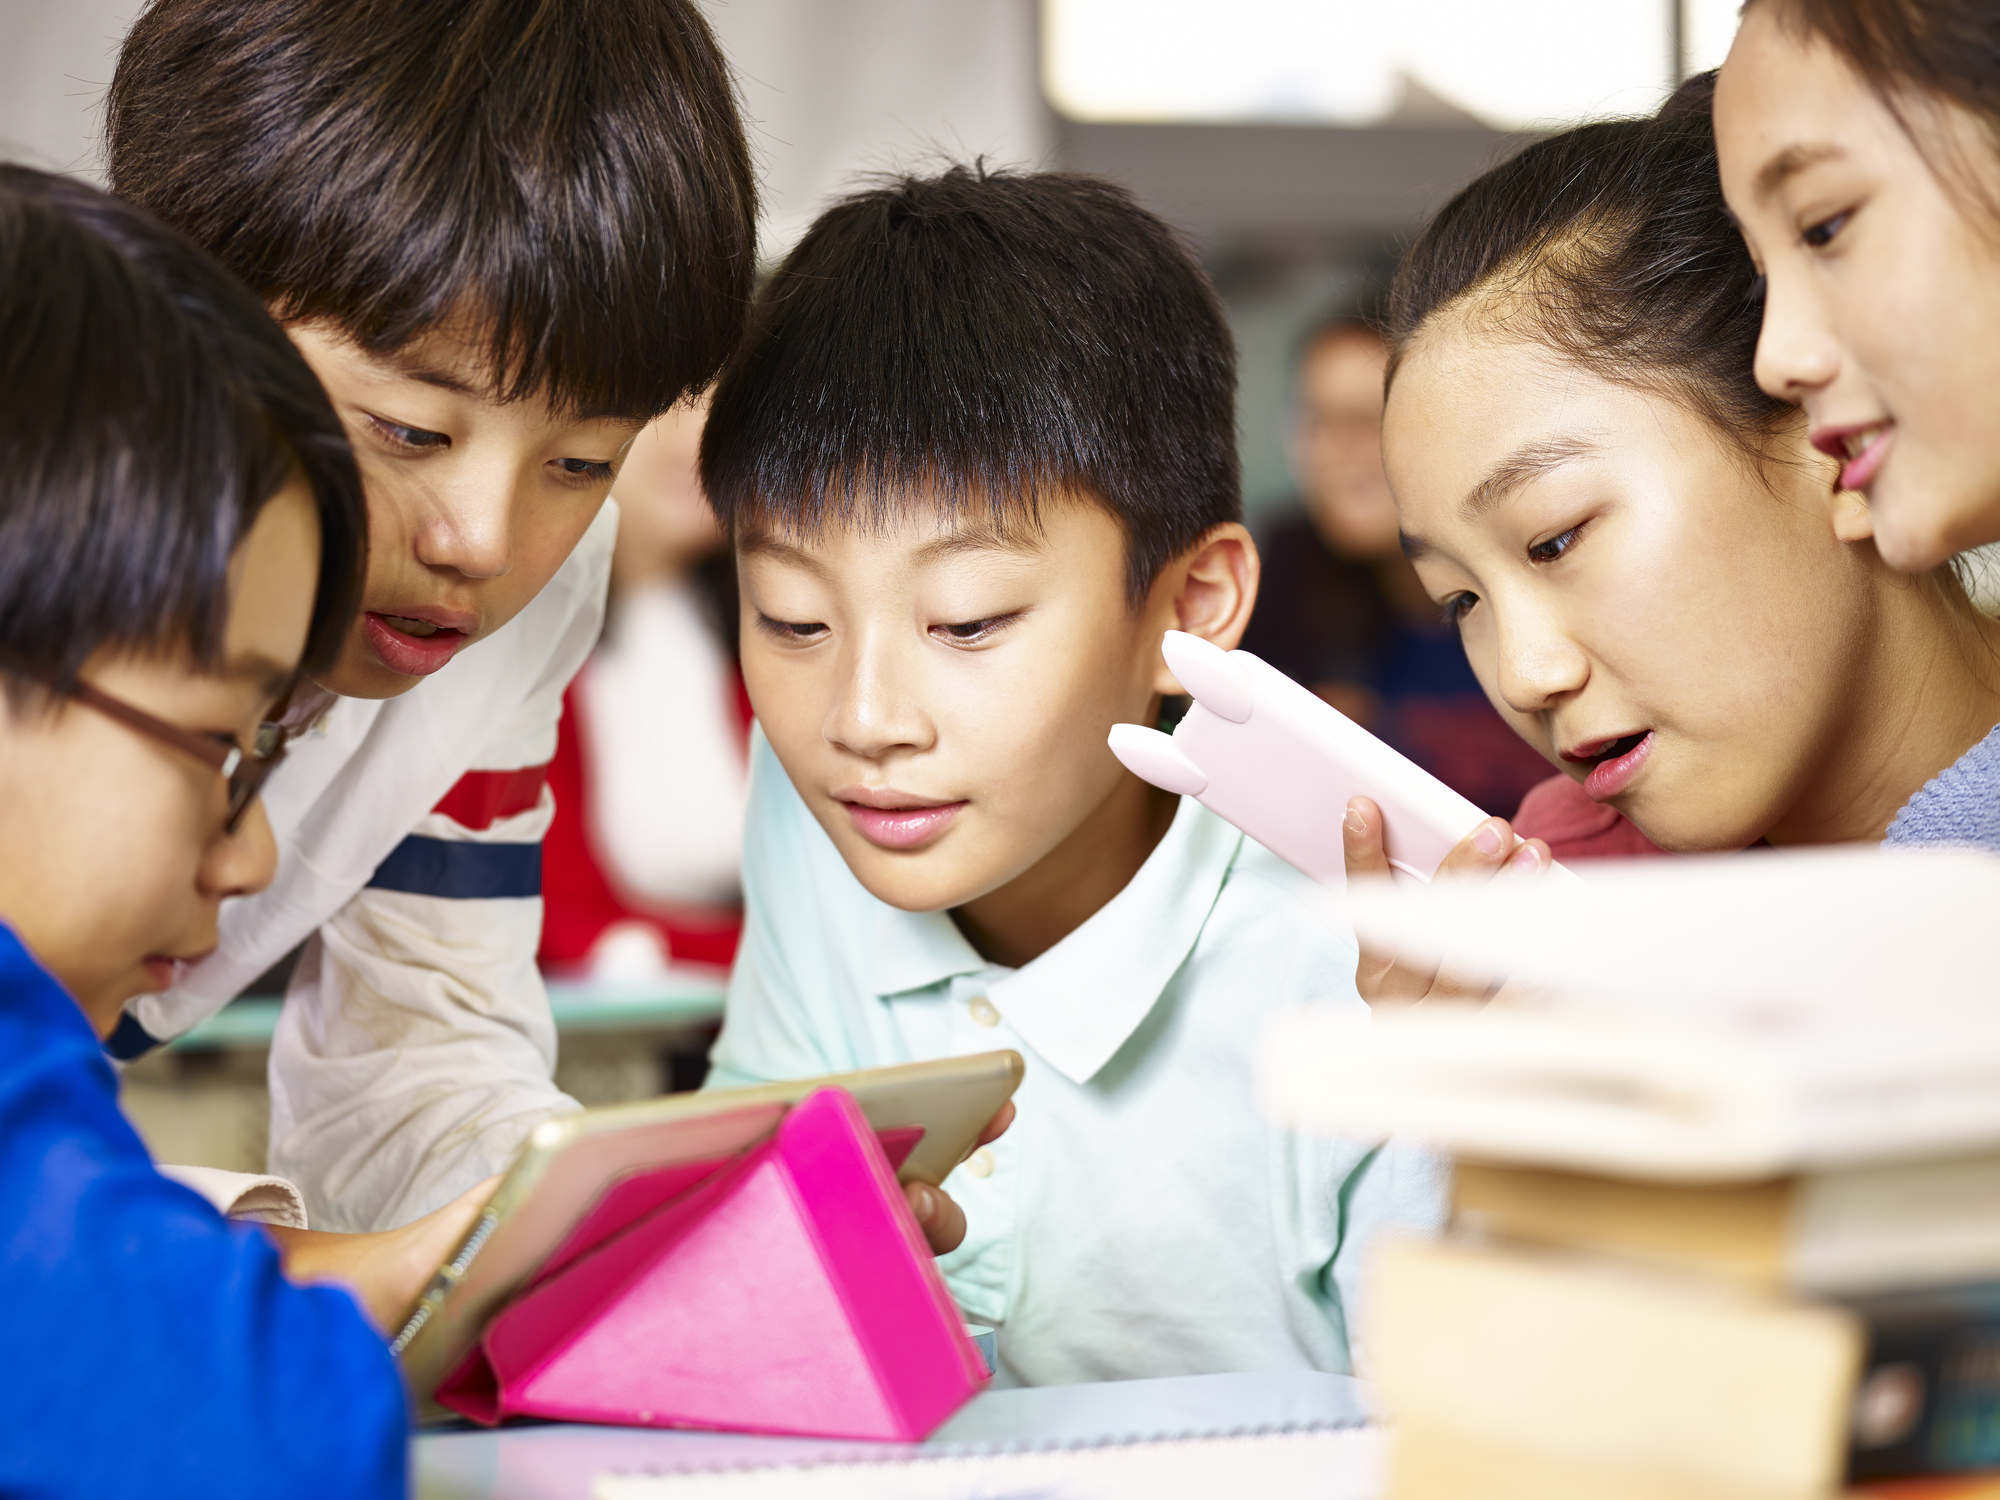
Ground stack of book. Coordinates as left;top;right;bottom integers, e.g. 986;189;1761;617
1373;1155;2000;1498
1260;849;2000;1500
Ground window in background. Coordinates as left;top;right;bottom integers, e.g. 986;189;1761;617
1678;0;1743;77
1043;0;1677;131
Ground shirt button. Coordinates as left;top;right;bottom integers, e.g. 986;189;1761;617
964;1147;996;1178
967;996;1001;1028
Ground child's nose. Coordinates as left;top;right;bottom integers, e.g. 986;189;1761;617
1493;609;1588;715
415;464;516;580
1753;270;1841;405
202;798;280;901
823;637;935;758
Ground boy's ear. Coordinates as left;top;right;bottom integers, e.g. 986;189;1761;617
1830;486;1876;544
1148;522;1260;699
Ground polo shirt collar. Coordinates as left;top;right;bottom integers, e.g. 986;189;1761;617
869;901;986;1000
868;797;1243;1086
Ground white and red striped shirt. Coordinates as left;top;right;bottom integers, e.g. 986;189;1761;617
126;504;616;1230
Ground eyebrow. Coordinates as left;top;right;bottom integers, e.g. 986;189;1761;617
739;519;1045;570
1754;143;1846;199
401;363;483;398
384;353;640;429
1458;434;1599;522
914;521;1045;562
737;533;831;578
383;344;488;400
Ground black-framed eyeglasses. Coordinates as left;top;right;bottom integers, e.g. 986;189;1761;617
3;659;288;834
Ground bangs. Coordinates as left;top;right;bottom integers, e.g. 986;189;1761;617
1387;87;1790;456
0;167;365;692
703;165;1240;603
110;0;757;422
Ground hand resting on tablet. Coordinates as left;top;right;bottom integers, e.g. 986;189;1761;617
906;1099;1015;1253
267;1176;501;1334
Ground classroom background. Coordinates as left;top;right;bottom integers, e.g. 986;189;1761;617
0;0;1802;1166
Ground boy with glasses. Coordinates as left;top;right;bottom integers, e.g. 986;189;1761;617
0;163;415;1498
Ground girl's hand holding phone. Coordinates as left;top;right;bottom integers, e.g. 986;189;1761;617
1343;796;1552;1007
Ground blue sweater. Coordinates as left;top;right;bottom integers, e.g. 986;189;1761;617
0;924;407;1498
1886;722;2000;853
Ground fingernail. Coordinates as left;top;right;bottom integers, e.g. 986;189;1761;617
912;1185;937;1221
1344;805;1367;835
1511;843;1543;872
1474;821;1505;857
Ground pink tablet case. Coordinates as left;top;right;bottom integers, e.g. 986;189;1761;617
434;1089;987;1440
1110;631;1501;886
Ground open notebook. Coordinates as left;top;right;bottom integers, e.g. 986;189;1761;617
593;1427;1381;1499
416;1370;1377;1500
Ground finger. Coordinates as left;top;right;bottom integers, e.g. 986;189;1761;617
1433;817;1516;882
973;1100;1015;1150
1504;837;1553;879
1346;797;1441;1005
1346;797;1446;1003
1423;831;1548;1000
906;1180;966;1256
444;1174;504;1217
1342;797;1394;882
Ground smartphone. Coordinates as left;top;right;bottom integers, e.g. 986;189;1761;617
396;1050;1025;1409
1110;631;1560;887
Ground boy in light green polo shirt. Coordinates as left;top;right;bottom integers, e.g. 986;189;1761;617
700;165;1445;1386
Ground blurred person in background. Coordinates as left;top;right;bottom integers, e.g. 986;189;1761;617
541;399;748;982
1241;306;1553;817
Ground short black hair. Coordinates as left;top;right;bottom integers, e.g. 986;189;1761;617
106;0;757;422
1386;72;1789;455
0;164;365;696
700;164;1241;603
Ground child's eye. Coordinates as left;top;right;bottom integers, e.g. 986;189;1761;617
554;456;616;483
1441;592;1478;625
755;613;828;643
1528;524;1583;565
366;414;449;452
931;615;1015;645
1801;209;1851;250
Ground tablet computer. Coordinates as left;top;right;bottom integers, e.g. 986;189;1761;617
394;1050;1024;1410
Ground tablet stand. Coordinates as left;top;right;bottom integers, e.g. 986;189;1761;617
434;1088;988;1440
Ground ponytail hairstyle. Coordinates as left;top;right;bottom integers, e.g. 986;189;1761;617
1387;72;1789;459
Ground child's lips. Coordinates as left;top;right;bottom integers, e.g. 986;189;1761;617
1560;730;1655;803
140;947;214;992
362;611;472;677
1810;420;1894;492
837;790;968;850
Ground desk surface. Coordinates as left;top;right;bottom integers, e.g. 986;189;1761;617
415;1369;1372;1500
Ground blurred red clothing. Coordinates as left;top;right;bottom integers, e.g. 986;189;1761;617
539;680;745;972
1512;772;1668;861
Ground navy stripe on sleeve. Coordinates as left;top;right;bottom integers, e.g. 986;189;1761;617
366;835;542;900
104;1009;162;1061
